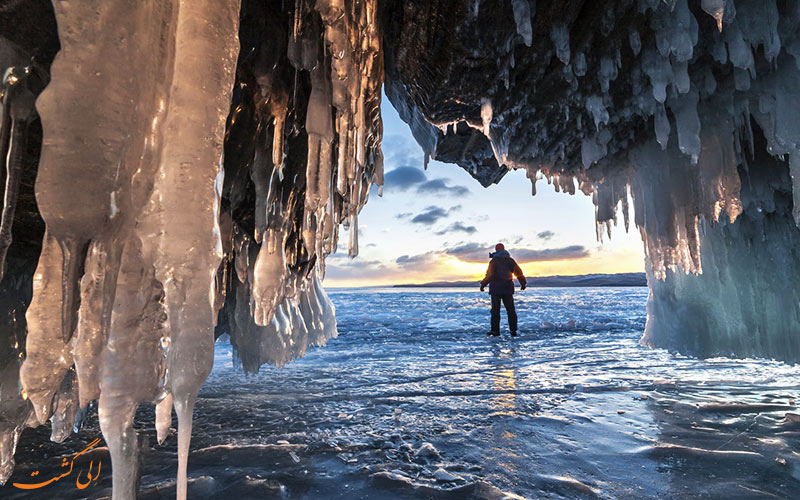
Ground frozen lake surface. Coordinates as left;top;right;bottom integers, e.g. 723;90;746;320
8;287;800;499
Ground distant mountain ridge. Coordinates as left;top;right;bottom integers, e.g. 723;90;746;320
393;272;646;288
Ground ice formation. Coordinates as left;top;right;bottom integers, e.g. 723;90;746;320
1;0;380;497
382;0;800;361
1;0;800;497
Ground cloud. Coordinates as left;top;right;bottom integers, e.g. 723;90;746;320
411;206;449;225
396;252;437;267
326;249;446;282
381;167;470;198
537;230;555;241
376;135;469;197
443;242;493;262
399;205;460;225
383;166;427;191
443;242;590;263
378;134;429;193
324;255;391;280
512;246;590;263
324;241;590;284
395;251;443;273
416;178;470;196
435;222;478;235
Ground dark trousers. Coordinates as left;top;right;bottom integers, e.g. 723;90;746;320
490;294;517;332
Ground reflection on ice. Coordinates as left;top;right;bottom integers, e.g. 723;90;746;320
488;346;519;418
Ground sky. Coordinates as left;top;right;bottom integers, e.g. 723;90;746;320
323;96;645;287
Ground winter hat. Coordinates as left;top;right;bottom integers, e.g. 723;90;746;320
495;243;505;251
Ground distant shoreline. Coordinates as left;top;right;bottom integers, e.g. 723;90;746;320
392;272;646;288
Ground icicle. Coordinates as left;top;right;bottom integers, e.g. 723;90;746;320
98;233;166;499
0;264;32;485
20;233;74;424
155;394;173;445
251;229;287;326
642;48;673;103
49;369;79;443
373;149;384;195
573;52;587;77
629;29;642;56
0;66;35;282
510;0;533;47
550;24;571;64
273;115;285;170
586;96;609;130
671;89;701;163
72;240;121;408
654;102;671;149
599;56;618;92
135;3;242;499
348;212;358;257
251;148;270;244
305;53;335;255
701;0;726;31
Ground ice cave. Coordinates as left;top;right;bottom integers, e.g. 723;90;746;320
1;0;800;497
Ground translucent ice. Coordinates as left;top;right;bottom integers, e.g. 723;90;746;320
701;0;726;31
18;1;241;498
550;24;571;65
511;0;533;47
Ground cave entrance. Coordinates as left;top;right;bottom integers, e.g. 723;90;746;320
323;100;645;288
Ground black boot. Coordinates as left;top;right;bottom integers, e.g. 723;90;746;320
510;330;518;337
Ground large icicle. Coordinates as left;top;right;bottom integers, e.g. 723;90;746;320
0;66;36;283
138;1;241;499
16;0;240;498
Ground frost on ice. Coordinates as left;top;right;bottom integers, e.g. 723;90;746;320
1;0;800;498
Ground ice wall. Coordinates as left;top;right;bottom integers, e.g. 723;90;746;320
642;146;800;361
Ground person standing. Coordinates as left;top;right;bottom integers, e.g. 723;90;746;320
480;243;526;336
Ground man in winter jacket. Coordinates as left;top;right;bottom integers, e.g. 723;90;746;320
480;243;526;336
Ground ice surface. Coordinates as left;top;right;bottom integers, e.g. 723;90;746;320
12;287;800;499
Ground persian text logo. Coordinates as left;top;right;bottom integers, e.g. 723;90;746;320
12;437;103;491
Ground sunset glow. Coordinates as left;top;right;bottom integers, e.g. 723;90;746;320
322;96;645;288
